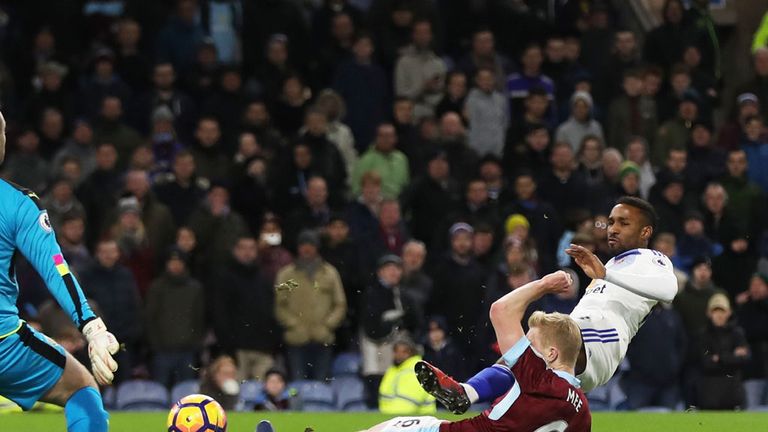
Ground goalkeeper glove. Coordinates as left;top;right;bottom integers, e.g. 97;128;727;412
82;318;120;385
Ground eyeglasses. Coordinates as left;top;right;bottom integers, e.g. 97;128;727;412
594;221;608;230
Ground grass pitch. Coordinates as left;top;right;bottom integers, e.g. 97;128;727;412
1;411;766;431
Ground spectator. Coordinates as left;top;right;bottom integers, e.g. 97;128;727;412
110;196;155;297
698;294;750;410
702;183;756;296
312;12;356;90
360;199;410;274
654;90;701;167
719;149;766;245
76;142;122;248
503;87;552;153
505;123;551;180
37;107;66;159
607;69;658;153
378;337;436;414
52;119;96;179
284;176;335;250
361;255;415;406
622;304;686;410
79;49;131;120
241;101;285;163
1;128;48;192
658;64;695;123
199;355;240;411
271;75;312;138
298;109;349;196
394;20;446;119
400;240;433;322
422;316;465;383
718;93;761;152
555;91;604;152
155;0;205;72
130;62;197;141
537;142;591;218
80;239;141;383
506;44;555;122
602;30;642;105
146;248;204;388
188;184;249;279
687;122;725;196
57;212;92;275
333;33;389;152
23;61;74;126
122;169;176;257
320;215;362;350
352;123;409;199
391;98;420;167
465;68;509;158
576;135;604;186
650;174;686;237
346;170;383;240
271;142;318;214
734;49;768;123
231;154;270;235
684;0;721;80
735;273;768;390
254;370;292;411
204;67;249;149
256;34;296;104
314;89;359;178
677;211;719;272
478;155;508;203
401;150;461;249
643;0;686;72
740;115;768;195
624;136;656;199
114;18;152;93
275;230;347;381
256;215;293;285
652;233;689;291
154;150;210;226
457;29;510;90
92;96;143;169
684;45;719;114
454;179;501;234
427;223;487;367
189;117;231;183
435;71;468;120
215;237;278;382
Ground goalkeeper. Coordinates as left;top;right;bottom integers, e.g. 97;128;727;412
0;110;119;431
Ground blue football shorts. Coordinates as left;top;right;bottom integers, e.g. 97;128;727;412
0;321;66;410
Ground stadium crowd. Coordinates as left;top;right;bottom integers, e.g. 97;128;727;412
1;0;767;413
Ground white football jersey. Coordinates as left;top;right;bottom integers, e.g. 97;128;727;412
570;248;678;341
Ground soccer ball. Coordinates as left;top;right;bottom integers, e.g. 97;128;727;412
167;394;228;432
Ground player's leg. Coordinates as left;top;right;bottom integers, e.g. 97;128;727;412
39;349;108;431
416;360;514;414
363;416;446;432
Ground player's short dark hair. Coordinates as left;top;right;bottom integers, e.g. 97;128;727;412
616;196;657;231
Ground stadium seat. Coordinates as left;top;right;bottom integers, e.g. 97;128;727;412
744;379;767;409
331;376;366;411
332;352;362;377
586;373;627;411
101;386;116;410
116;380;170;411
238;380;265;411
637;406;672;413
292;381;335;411
171;380;201;404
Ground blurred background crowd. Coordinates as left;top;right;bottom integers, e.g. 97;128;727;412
1;0;768;414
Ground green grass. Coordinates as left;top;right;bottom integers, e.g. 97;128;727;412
1;411;766;431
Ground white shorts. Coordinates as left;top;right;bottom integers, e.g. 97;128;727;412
377;416;446;432
571;311;630;392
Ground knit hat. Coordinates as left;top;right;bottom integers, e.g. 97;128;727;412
449;222;474;237
570;90;594;107
296;230;320;247
737;92;759;106
619;161;641;180
377;254;403;269
505;214;530;234
707;293;731;313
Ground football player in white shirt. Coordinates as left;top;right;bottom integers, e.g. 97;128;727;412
416;196;679;413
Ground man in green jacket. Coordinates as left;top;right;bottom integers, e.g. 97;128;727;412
352;123;410;199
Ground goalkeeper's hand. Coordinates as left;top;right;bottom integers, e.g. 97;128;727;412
82;318;120;385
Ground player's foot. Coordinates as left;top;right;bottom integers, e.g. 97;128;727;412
415;360;471;415
256;420;276;432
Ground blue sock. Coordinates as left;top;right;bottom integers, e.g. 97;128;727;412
64;387;109;432
466;364;515;403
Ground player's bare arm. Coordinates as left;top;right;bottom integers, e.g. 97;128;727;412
490;271;572;354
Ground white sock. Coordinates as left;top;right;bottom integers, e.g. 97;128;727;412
461;383;479;404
